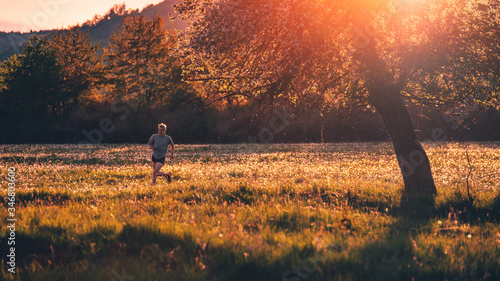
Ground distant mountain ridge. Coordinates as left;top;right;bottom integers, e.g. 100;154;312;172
0;0;185;62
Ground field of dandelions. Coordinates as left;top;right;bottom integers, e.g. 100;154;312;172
1;142;499;280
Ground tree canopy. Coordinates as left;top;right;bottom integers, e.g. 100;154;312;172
176;0;498;108
47;27;104;105
105;15;186;107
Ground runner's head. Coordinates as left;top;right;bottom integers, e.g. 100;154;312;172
158;123;167;136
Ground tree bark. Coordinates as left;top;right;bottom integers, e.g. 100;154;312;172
368;84;437;197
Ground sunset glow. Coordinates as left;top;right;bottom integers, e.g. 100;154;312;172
0;0;164;32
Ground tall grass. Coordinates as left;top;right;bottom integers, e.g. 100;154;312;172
1;142;499;280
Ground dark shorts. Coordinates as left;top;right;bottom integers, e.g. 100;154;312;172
152;155;165;164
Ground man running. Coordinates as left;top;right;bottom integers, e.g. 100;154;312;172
148;123;174;186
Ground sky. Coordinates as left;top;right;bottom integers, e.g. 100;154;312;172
0;0;165;33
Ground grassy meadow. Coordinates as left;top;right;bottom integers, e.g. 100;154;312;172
1;142;499;280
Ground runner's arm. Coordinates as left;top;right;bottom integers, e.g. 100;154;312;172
148;136;154;150
170;144;175;159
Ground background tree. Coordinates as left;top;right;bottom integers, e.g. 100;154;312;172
105;15;187;107
46;26;104;105
176;0;499;208
0;38;79;142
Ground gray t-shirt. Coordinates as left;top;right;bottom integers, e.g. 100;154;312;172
148;134;174;159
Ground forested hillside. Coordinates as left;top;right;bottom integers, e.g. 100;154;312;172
0;0;184;61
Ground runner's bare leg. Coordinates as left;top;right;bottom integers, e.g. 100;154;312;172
151;162;164;185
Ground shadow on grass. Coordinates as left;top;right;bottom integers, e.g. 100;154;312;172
1;155;144;166
318;218;466;281
315;190;500;280
311;190;500;280
0;191;79;208
340;187;500;223
433;192;500;224
3;191;499;280
2;213;500;280
1;224;293;281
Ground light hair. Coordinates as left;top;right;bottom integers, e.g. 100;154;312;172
158;123;167;131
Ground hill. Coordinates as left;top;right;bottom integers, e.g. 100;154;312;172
0;0;184;61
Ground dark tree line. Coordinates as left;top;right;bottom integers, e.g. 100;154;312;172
0;16;210;144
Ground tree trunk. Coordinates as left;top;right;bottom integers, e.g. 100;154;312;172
369;85;437;198
320;122;325;144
